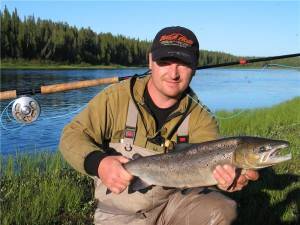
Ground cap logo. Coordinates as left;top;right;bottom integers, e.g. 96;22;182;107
159;33;193;48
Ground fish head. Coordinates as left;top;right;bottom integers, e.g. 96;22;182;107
234;137;291;169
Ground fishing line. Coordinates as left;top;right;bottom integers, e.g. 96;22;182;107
213;110;245;120
263;63;300;70
5;103;15;121
39;103;87;121
0;101;87;130
0;100;25;131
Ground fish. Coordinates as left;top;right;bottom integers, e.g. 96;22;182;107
123;136;291;193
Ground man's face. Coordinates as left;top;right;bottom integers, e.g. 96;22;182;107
148;54;194;101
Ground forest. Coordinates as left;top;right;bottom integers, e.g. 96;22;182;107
1;7;299;68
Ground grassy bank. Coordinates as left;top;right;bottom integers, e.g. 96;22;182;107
0;152;95;224
1;97;299;224
217;97;300;225
0;59;144;70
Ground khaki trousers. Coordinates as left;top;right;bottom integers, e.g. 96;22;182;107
94;188;237;225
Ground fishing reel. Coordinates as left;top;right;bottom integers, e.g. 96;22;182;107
12;96;41;124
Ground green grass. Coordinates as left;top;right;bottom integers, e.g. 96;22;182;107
0;152;96;225
1;97;299;224
216;97;300;225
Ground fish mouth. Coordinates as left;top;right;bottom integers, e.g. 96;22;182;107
261;143;292;165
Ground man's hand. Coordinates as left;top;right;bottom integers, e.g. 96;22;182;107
98;156;133;194
213;164;259;192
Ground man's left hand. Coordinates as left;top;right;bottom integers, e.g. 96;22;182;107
213;164;259;192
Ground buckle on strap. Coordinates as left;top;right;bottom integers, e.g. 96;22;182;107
177;135;189;143
124;126;136;139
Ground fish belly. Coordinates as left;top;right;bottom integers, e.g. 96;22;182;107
131;163;218;188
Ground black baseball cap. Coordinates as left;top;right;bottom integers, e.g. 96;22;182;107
151;26;199;69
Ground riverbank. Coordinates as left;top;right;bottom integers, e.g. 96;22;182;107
0;59;145;70
1;97;299;225
1;58;299;70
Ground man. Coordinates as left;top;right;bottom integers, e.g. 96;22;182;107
60;26;259;225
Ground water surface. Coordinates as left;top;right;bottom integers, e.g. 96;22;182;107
1;68;299;155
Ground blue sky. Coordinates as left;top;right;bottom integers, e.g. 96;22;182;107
2;0;300;57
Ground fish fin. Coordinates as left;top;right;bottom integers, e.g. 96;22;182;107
128;177;152;194
226;180;237;191
163;186;176;190
106;189;112;195
227;168;242;191
173;143;192;152
132;153;143;160
181;187;206;195
181;188;193;195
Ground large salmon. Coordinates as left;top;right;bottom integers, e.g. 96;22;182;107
124;136;291;192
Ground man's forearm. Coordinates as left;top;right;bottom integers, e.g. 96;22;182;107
59;122;106;175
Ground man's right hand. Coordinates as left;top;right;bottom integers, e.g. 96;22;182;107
98;156;133;194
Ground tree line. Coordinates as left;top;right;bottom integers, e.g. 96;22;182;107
1;7;151;66
1;7;298;67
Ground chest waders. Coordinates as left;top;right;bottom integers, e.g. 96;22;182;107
94;89;191;216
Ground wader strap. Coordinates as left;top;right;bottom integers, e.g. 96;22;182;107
176;114;190;143
123;99;138;146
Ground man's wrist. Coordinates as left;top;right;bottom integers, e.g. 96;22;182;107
84;151;109;177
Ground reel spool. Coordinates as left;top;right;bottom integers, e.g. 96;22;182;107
12;96;41;124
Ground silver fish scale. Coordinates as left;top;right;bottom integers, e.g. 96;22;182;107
124;136;291;189
124;140;237;188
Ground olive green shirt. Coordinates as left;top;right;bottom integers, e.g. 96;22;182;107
59;75;219;175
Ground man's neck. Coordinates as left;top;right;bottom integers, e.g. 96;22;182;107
147;80;179;109
144;86;180;131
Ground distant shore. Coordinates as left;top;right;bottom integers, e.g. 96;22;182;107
0;59;145;70
0;60;264;70
1;58;298;70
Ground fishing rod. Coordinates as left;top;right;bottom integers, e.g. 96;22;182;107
195;53;300;69
1;53;299;101
1;53;299;124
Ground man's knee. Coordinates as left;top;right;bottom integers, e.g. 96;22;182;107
187;190;237;225
210;198;237;225
157;189;237;225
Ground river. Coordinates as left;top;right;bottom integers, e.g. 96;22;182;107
1;68;299;155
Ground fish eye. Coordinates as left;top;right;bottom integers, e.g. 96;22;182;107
258;146;266;153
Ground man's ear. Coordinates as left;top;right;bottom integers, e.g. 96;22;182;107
149;53;153;69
